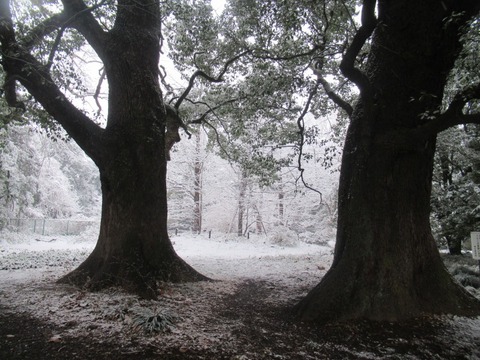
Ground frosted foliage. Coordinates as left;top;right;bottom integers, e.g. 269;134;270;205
166;115;340;242
0;124;101;220
268;226;298;247
201;162;238;232
38;157;80;218
2;114;338;243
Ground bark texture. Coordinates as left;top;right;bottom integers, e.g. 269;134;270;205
296;0;480;322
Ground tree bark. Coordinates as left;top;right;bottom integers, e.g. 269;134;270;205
59;135;205;298
296;1;480;322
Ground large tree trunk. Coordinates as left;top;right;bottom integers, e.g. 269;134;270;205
59;136;205;298
296;1;480;322
58;0;206;298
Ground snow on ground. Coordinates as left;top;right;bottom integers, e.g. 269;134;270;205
0;231;332;357
2;232;480;359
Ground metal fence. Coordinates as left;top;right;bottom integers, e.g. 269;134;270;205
0;218;99;236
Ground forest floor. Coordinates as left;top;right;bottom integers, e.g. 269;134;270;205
1;232;480;359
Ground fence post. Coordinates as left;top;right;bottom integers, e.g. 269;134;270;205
42;219;46;236
66;220;69;235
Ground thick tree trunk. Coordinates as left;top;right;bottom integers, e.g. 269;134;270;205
59;136;206;298
296;123;478;321
296;1;480;322
58;0;207;298
0;0;207;299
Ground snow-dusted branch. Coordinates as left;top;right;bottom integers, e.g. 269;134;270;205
295;79;323;202
94;68;107;115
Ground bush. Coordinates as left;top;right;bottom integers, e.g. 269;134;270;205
268;226;298;247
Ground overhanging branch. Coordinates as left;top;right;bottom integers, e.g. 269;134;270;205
339;0;377;93
375;83;480;150
0;2;104;162
174;50;250;109
312;66;353;117
295;78;323;202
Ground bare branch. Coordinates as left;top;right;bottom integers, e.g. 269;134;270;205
339;0;377;93
46;27;66;70
158;64;174;98
312;66;353;117
174;50;250;109
94;67;107;115
201;119;234;163
295;79;323;202
187;97;246;125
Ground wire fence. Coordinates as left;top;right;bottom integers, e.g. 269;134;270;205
0;218;99;236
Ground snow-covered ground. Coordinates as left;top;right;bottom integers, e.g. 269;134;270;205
1;232;480;359
0;232;332;356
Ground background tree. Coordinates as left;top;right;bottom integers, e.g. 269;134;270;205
295;0;480;322
431;126;480;255
430;18;480;255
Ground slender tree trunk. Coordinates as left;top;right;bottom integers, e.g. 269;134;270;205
296;1;480;322
278;182;284;226
238;171;247;236
193;133;202;233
